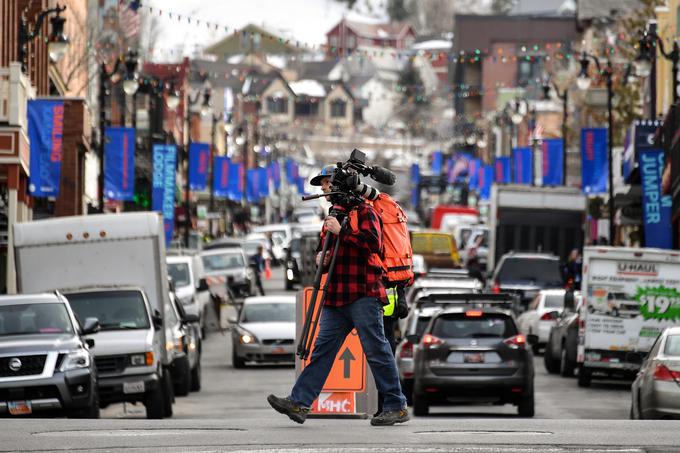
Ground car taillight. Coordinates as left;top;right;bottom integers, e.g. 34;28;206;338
653;364;680;382
504;334;526;349
422;334;443;348
466;310;483;317
399;341;414;358
540;312;556;321
492;281;501;294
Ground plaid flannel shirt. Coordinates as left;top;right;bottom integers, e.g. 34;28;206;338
320;203;387;307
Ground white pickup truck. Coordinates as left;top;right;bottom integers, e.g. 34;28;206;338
577;246;680;387
13;213;184;418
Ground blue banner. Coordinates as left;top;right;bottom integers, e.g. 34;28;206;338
270;161;281;190
448;153;471;183
257;167;269;198
479;165;494;201
297;176;307;195
246;169;258;202
640;149;672;249
468;159;481;190
431;151;443;175
28;99;64;197
494;157;511;184
213;156;230;198
623;120;661;183
152;144;177;246
411;163;420;208
227;161;242;201
285;159;298;184
512;147;532;185
188;142;210;191
104;127;135;201
581;128;608;194
542;138;564;186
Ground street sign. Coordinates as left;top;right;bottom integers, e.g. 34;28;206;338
313;392;356;414
301;288;366;392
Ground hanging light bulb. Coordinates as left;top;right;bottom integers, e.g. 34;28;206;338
47;13;69;63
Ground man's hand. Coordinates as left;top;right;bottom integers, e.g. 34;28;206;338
316;252;331;267
324;216;341;235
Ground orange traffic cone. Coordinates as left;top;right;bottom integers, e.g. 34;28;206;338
264;260;272;280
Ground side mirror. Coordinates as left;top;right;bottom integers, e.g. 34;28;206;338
182;313;200;324
406;334;420;344
197;278;209;292
564;290;575;312
227;316;238;324
526;334;539;345
152;309;163;330
82;317;101;335
85;338;95;348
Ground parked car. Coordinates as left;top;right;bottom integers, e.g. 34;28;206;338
201;238;244;252
490;252;565;309
544;291;582;376
200;248;254;298
516;289;566;353
405;277;482;306
0;293;100;418
252;224;293;263
410;299;534;417
167;253;209;339
631;326;680;419
285;224;322;291
167;290;201;395
228;296;295;368
410;231;461;270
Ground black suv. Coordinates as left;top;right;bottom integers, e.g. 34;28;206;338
0;293;100;418
410;296;534;417
490;252;565;309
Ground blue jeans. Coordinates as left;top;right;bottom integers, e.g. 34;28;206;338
291;297;406;412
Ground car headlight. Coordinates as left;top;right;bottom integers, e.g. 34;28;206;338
60;350;91;372
237;327;258;344
130;352;154;367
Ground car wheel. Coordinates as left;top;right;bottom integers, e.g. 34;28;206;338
190;361;202;392
162;370;174;418
517;392;535;417
401;380;414;406
232;345;246;369
559;346;575;377
543;338;560;374
285;280;294;291
531;342;540;355
68;386;100;419
577;366;591;388
145;378;166;419
173;357;192;397
412;393;429;416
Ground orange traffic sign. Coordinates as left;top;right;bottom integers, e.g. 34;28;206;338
312;392;356;414
301;287;366;392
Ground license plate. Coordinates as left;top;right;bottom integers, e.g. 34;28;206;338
8;401;32;415
464;353;484;363
272;347;285;354
123;381;145;394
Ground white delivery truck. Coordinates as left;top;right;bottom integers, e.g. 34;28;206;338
13;213;180;418
577;246;680;387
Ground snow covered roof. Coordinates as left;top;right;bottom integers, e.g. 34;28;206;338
412;40;452;51
289;79;326;97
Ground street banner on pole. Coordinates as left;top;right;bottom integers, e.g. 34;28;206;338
640;149;672;249
431;150;443;175
479;165;494;200
495;157;511;184
542;138;564;186
28;99;64;197
188;142;210;191
270;161;281;190
411;163;420;208
448;153;470;183
297;176;307;195
246;169;258;202
468;158;481;190
213;156;230;198
512;147;532;185
104;127;135;201
152;144;177;246
581;128;608;194
286;159;299;184
227;161;242;201
257;167;269;198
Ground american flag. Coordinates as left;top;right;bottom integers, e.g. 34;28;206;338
118;0;140;39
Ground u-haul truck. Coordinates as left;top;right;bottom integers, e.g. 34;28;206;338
577;246;680;387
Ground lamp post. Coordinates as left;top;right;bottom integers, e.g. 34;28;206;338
18;4;69;72
577;51;615;245
542;78;568;185
98;49;139;212
634;20;680;116
183;85;212;248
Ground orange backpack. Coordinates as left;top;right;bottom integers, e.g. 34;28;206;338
349;194;414;286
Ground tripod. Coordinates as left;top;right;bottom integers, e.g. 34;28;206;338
296;212;349;360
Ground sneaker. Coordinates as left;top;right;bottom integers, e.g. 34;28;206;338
267;394;309;424
370;408;410;426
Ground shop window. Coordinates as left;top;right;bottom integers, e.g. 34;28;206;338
267;97;288;114
330;99;347;118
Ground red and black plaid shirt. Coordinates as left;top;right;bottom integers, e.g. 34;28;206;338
320;203;387;307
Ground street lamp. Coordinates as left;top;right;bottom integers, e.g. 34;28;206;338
165;81;180;111
542;76;569;185
98;49;139;211
183;85;212;248
18;4;69;71
577;51;615;245
634;20;680;112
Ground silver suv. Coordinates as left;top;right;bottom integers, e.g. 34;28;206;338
0;293;100;418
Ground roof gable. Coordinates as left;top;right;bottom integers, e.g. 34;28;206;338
205;23;300;58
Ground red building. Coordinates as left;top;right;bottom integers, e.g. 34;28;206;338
325;19;416;57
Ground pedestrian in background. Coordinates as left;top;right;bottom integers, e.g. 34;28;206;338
251;245;267;296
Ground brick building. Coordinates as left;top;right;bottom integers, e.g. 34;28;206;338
325;19;416;57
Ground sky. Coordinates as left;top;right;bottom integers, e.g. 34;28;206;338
144;0;389;61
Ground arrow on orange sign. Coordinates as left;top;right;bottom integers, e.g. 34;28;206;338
339;347;355;378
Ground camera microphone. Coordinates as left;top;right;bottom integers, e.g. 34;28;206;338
370;166;396;185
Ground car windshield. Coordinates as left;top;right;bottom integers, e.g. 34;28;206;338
202;252;244;271
0;303;73;336
544;295;564;309
665;335;680;356
167;262;191;287
241;302;294;323
497;258;563;286
66;291;150;330
432;314;516;339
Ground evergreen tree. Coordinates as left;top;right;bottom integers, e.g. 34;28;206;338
398;60;428;136
388;0;410;21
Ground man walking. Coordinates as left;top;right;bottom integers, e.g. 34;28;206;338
267;167;408;426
